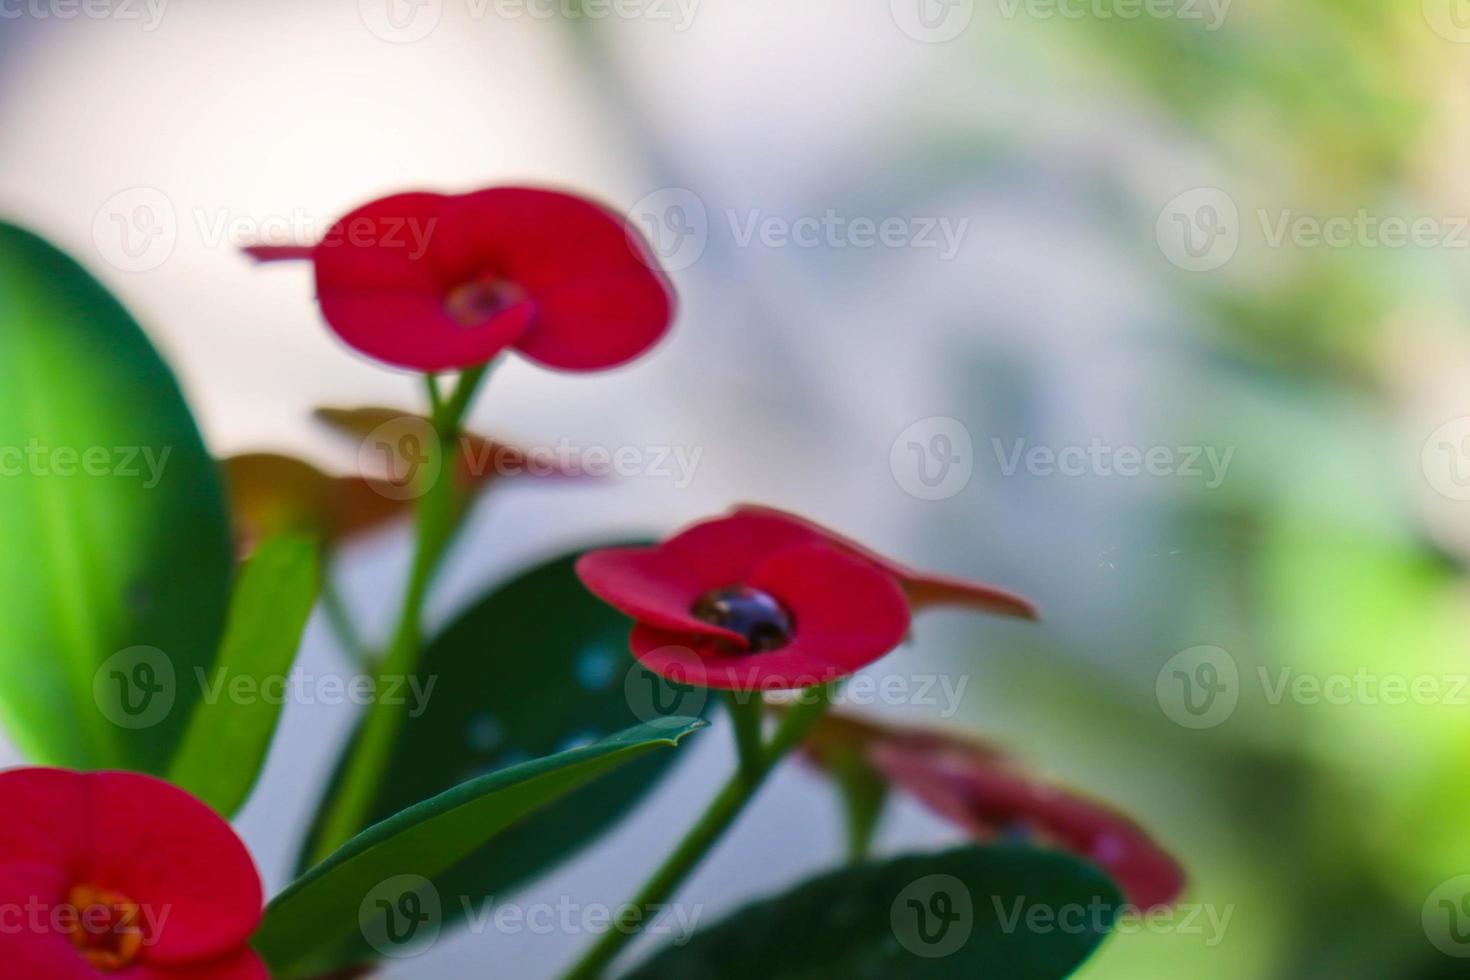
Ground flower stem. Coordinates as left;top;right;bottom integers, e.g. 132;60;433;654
722;692;764;784
307;362;491;866
561;687;834;980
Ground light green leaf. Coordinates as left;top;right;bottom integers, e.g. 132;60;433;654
0;221;232;771
168;534;320;816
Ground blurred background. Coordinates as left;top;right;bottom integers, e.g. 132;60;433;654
3;0;1470;976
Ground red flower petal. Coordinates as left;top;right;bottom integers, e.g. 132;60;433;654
629;546;910;690
0;862;93;979
82;772;262;965
732;504;1038;619
868;742;1185;909
126;947;271;980
293;187;672;373
0;768;88;872
576;546;746;647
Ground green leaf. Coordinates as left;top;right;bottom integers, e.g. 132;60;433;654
298;547;712;920
622;845;1123;980
0;222;232;772
168;534;320;816
255;719;706;977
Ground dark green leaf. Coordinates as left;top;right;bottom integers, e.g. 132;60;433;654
256;719;706;977
623;845;1123;980
169;534;320;816
0;222;232;771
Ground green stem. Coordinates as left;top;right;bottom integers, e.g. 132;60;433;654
722;692;764;783
320;574;373;667
562;687;834;980
307;363;491;866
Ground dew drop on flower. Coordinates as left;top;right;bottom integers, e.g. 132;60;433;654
691;586;794;652
466;712;503;754
574;647;616;690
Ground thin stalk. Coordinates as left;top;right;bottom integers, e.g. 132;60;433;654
561;687;834;980
307;363;490;865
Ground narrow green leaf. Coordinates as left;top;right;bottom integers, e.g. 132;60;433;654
256;719;706;976
622;845;1123;980
0;221;232;771
296;547;711;939
168;534;320;816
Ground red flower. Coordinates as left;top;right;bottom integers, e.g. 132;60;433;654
575;506;1035;690
0;768;266;978
246;187;674;373
803;714;1186;909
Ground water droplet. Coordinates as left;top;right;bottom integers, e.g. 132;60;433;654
465;713;503;754
692;586;794;651
444;274;527;327
556;730;599;753
574;647;616;690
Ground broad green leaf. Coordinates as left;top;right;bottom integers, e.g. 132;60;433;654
0;222;232;771
168;534;320;816
255;719;705;976
623;845;1123;980
297;548;711;922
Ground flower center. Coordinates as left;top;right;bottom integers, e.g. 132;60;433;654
692;586;793;652
63;884;146;972
444;274;527;327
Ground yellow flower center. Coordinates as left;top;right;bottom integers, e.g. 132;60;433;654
64;884;146;972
